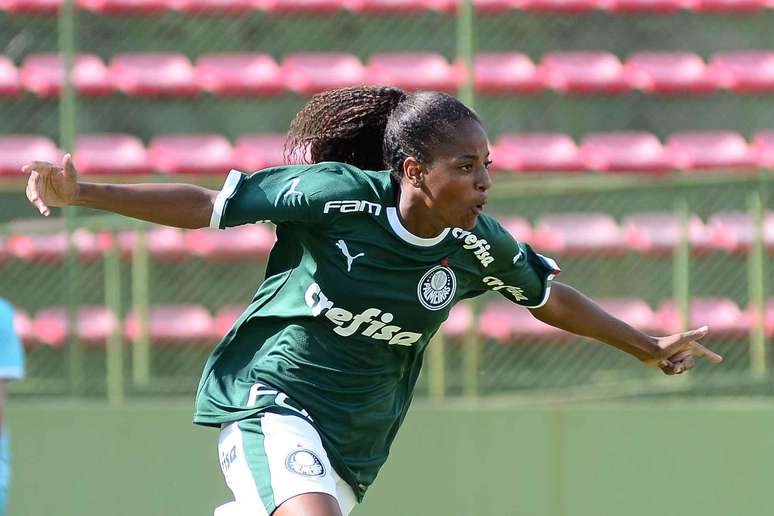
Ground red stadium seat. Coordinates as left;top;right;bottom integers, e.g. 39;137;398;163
532;213;624;254
234;134;290;170
20;54;110;98
7;229;107;263
195;54;283;96
367;53;461;92
282;53;366;95
13;310;35;347
479;302;563;342
213;305;245;337
752;131;774;169
78;0;167;13
347;0;449;13
33;306;118;348
579;132;670;173
0;0;60;12
597;0;683;12
472;0;515;11
109;54;197;97
184;224;275;261
624;52;715;95
597;299;660;333
539;52;629;94
0;56;21;96
657;298;748;336
622;212;711;254
257;0;343;14
500;216;533;244
519;0;596;12
442;303;473;339
492;133;583;172
125;305;214;345
0;135;61;176
708;52;774;93
684;0;765;12
748;299;774;337
117;227;189;261
474;53;542;94
168;0;250;12
148;134;233;175
665;132;754;170
707;211;774;252
74;134;150;176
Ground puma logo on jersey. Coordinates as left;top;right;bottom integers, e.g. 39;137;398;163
275;178;304;204
452;228;494;267
305;283;422;347
335;240;364;272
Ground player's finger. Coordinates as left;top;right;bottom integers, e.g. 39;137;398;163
689;341;723;363
21;161;59;175
62;153;77;180
25;171;50;216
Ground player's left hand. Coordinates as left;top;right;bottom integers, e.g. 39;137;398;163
644;326;723;375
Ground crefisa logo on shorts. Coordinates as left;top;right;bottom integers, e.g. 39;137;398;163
417;265;457;311
286;449;326;477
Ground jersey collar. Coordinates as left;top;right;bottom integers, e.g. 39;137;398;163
386;207;450;247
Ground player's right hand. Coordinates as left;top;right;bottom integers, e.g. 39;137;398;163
23;153;79;216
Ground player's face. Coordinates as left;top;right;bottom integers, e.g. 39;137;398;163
423;120;492;230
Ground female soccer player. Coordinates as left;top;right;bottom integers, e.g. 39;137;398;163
24;87;722;516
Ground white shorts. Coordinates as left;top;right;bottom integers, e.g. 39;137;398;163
215;413;357;516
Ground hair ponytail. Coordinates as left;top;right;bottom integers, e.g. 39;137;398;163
286;86;406;172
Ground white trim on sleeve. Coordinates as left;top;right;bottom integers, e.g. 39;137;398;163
210;170;244;229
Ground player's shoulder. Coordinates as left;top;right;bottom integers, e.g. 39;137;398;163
263;162;393;201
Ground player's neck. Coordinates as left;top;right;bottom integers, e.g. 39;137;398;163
396;188;447;239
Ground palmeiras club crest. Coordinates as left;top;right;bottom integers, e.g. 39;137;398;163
417;265;457;311
286;449;326;477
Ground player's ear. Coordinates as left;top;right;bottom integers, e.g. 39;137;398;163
402;157;425;189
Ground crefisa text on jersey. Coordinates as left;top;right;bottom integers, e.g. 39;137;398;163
305;282;422;346
452;228;494;267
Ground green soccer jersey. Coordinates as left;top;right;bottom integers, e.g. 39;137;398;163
193;162;560;500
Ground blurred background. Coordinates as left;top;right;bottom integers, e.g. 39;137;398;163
0;1;773;515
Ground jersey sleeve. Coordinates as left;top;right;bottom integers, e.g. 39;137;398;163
478;219;560;308
0;300;25;381
210;163;363;229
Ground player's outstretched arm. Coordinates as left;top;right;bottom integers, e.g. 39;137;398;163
24;154;218;229
528;282;723;375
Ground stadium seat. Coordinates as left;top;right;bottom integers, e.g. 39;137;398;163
622;212;711;254
580;132;670;173
367;53;461;92
708;52;774;93
13;310;35;347
472;0;515;11
597;0;683;12
665;132;754;170
684;0;766;12
33;306;118;348
7;229;107;263
474;53;542;94
148;134;233;175
539;52;629;94
744;299;774;337
213;305;245;337
74;134;150;175
491;133;583;172
125;305;214;345
20;54;110;98
532;213;624;254
442;303;473;339
282;53;366;95
0;0;60;12
519;0;596;12
657;298;748;336
500;216;533;244
347;0;450;13
109;54;197;97
0;56;21;96
78;0;167;14
234;134;289;170
184;224;275;261
0;135;61;176
707;211;774;252
597;299;660;333
257;0;343;14
479;302;563;342
624;52;715;95
195;54;283;96
167;0;250;12
752;131;774;169
117;227;189;261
